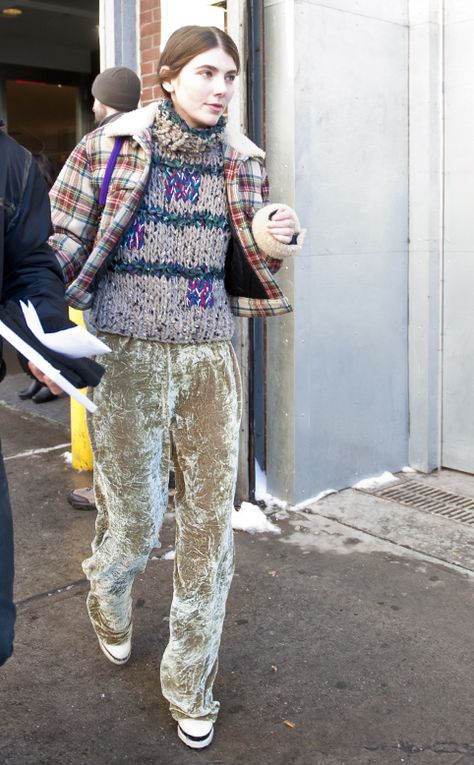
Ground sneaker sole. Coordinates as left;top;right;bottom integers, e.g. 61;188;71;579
177;724;214;750
98;638;131;666
67;493;96;511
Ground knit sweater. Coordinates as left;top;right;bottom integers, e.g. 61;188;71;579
91;100;234;343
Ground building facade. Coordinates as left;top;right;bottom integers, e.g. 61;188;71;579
1;0;473;504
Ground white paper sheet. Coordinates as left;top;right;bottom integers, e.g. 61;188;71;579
20;301;111;358
0;319;97;413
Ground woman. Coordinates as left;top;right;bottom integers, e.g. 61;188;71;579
50;25;303;749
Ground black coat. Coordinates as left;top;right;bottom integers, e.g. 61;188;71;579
0;121;70;381
0;122;69;666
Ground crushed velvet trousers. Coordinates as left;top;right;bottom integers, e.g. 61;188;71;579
83;335;242;722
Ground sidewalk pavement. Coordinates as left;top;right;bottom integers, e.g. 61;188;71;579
1;375;474;765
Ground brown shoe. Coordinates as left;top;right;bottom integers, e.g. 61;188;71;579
67;486;96;511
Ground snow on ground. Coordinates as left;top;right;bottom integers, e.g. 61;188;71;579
352;471;399;491
150;549;175;561
255;459;338;514
292;489;338;511
232;502;281;535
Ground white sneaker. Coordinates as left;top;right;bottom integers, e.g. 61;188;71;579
97;636;131;665
177;719;214;749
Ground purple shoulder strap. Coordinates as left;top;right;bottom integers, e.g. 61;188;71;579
98;137;125;206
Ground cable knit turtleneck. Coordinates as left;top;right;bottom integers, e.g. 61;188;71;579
91;100;234;343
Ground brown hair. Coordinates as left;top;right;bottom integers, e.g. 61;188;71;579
157;26;240;97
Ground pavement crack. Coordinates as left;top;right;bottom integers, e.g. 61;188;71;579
16;578;88;608
361;741;474;756
313;510;474;576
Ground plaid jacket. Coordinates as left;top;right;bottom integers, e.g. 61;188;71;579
49;101;296;317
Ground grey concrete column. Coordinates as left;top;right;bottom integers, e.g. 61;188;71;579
408;0;443;472
99;0;138;71
264;0;297;502
228;0;252;502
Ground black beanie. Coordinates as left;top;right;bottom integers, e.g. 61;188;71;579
91;67;141;112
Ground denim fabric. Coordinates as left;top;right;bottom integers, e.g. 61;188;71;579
0;447;15;666
84;336;242;721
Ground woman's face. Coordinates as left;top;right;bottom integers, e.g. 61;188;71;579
164;47;238;128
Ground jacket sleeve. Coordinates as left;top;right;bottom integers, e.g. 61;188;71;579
239;158;304;275
49;137;101;286
3;155;69;331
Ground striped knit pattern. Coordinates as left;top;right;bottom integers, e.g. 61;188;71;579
91;101;234;343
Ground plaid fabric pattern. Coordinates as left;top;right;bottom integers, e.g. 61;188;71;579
223;147;292;317
49;105;293;317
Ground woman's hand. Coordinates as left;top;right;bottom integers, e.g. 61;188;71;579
28;362;63;396
266;208;296;244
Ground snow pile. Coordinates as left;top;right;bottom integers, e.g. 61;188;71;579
232;502;281;535
150;548;175;561
257;492;289;511
292;489;337;512
352;471;399;491
255;460;338;513
254;464;291;511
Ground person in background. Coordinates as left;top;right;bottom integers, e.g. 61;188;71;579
66;65;141;512
17;151;61;404
91;66;141;127
49;26;304;749
0;120;84;666
32;152;56;188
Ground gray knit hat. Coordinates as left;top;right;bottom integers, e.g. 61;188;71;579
91;67;141;112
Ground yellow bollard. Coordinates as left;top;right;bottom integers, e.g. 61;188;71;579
69;308;93;470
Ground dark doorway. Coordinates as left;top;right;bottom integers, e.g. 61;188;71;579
0;0;99;376
5;73;83;179
0;0;99;175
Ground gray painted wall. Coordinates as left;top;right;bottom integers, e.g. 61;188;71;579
264;0;409;503
100;0;137;71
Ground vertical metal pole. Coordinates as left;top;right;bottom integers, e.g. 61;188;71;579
246;0;265;501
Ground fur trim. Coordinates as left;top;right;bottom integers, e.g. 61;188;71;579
103;100;265;159
104;102;158;138
252;203;305;258
223;125;265;159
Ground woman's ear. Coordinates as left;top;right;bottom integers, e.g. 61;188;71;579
159;66;173;94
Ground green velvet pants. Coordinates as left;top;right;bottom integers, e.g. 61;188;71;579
83;335;242;722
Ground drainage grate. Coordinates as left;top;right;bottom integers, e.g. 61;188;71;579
361;480;474;526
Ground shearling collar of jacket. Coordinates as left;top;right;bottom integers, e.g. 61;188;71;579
103;100;265;160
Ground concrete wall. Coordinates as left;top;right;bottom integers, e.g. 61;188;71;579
408;0;443;473
264;0;409;502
